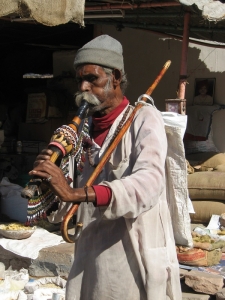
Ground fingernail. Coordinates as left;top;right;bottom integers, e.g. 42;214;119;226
29;170;36;174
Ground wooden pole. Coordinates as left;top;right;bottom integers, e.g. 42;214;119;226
177;11;190;100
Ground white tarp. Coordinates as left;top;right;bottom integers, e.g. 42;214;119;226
179;0;225;21
162;112;193;247
0;227;64;259
0;0;85;26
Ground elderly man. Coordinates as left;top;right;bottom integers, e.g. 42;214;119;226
29;35;182;300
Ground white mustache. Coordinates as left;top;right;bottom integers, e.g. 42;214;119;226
75;92;101;108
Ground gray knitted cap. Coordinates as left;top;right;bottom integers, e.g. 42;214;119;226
74;35;124;72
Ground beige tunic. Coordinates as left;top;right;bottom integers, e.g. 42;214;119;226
63;104;181;300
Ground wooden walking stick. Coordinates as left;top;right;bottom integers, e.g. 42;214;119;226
61;60;171;243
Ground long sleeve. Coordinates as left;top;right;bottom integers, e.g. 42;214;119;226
101;105;167;219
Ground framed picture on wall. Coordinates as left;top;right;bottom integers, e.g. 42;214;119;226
26;92;47;123
193;78;216;106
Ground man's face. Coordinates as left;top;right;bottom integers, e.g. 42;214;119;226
75;64;116;115
199;85;207;96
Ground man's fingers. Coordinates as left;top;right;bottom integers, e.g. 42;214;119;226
33;160;45;167
30;160;62;179
36;153;52;161
40;148;53;156
29;169;49;178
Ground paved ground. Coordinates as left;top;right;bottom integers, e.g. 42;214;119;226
0;228;216;299
0;227;75;279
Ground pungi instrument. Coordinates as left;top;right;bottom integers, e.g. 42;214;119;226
21;100;91;200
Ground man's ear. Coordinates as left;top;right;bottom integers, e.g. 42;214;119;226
112;69;122;86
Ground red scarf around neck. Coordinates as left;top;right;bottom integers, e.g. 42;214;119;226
92;96;130;206
92;96;129;146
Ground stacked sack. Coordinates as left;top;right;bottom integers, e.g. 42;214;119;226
186;152;225;224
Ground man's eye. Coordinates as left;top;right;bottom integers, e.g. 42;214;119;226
87;76;97;82
76;76;97;84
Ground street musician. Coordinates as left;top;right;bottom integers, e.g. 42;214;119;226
29;34;181;300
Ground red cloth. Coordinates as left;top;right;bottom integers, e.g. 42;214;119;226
93;185;112;206
92;96;129;206
92;96;129;147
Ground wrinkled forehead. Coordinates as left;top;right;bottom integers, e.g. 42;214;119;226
76;64;105;76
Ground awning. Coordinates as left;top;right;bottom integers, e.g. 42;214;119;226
1;1;225;44
179;0;225;22
0;0;85;26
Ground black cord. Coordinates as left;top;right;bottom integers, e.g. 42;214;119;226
84;185;88;204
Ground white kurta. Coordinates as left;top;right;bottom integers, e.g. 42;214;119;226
64;104;182;300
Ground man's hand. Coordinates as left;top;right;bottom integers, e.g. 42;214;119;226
29;149;96;203
33;148;53;167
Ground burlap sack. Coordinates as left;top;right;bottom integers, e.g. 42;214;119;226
188;172;225;200
186;152;219;165
0;0;84;26
214;164;225;172
190;200;225;224
177;247;222;267
201;153;225;168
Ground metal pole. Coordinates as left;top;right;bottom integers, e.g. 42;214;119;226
85;2;180;11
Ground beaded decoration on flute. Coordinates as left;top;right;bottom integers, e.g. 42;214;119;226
26;119;91;225
26;105;132;225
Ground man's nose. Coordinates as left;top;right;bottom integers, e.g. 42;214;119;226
80;80;91;92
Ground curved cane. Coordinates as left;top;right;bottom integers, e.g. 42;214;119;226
61;60;172;243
